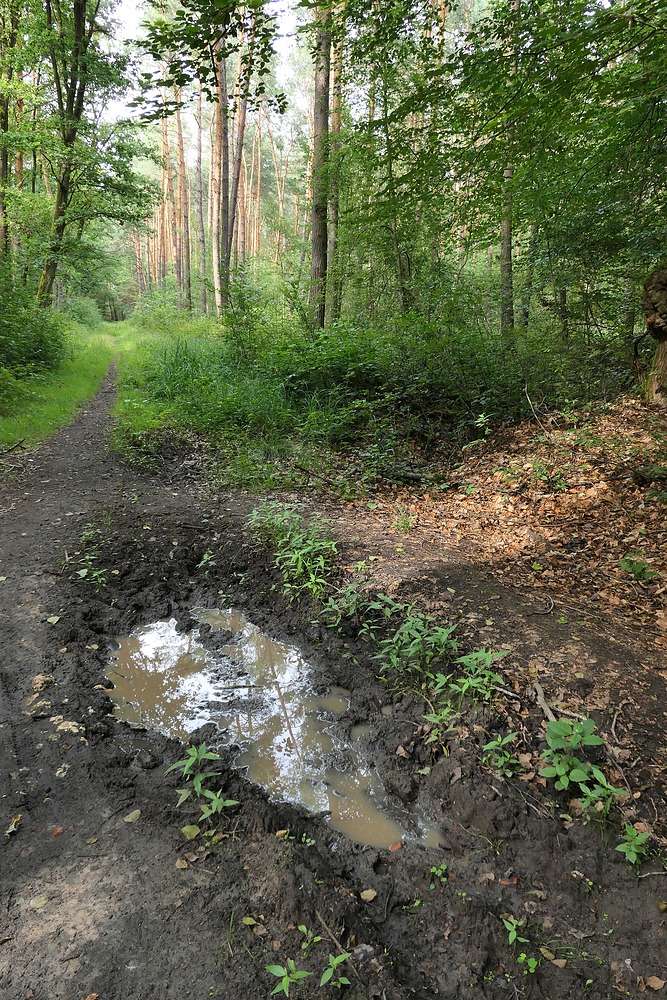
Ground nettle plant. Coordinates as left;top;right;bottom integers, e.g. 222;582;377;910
164;743;238;837
539;719;626;815
248;502;338;601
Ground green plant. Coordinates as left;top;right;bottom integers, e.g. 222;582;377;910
517;952;539;974
438;649;505;705
393;503;415;533
619;554;659;583
539;718;626;815
375;611;458;682
616;824;650;866
531;460;568;491
266;959;312;996
298;925;322;951
502;916;529;946
482;732;521;776
320;952;352;988
422;704;459;747
248;502;338;601
429;863;449;888
165;744;238;824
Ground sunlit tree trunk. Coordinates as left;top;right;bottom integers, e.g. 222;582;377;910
174;89;191;311
194;81;207;314
309;5;330;328
499;163;515;339
0;0;19;262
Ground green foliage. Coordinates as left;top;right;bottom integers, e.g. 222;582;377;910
164;744;238;827
539;719;626;815
615;824;650;867
319;953;352;989
247;502;338;601
298;925;322;952
0;273;69;384
265;959;312;997
482;732;521;777
619;554;659;583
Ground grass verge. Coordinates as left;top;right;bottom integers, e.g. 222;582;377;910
0;324;123;449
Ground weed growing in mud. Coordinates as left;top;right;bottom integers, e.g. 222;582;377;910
320;952;352;988
298;925;322;951
392;503;415;533
482;732;521;776
375;612;458;682
266;959;312;996
165;743;238;831
429;863;449;888
248;502;337;601
539;719;626;816
616;823;650;866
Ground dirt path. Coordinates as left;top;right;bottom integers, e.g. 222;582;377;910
1;371;666;1000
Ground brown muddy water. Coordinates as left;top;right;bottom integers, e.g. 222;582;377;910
107;609;440;849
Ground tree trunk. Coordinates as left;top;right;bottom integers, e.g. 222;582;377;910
500;164;515;340
309;7;330;329
194;81;207;314
325;35;343;326
642;267;667;406
174;90;192;311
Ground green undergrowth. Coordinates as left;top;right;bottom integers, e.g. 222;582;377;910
248;502;650;867
111;304;637;492
0;324;120;449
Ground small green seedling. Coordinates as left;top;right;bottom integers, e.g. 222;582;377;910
266;959;312;996
539;718;626;815
198;788;239;823
320;952;352;988
517;952;539;974
429;863;449;889
619;554;658;583
298;925;322;951
502;916;529;946
482;732;520;776
616;823;650;866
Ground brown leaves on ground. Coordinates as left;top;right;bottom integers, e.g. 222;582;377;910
349;398;667;648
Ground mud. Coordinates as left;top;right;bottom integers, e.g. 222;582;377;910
0;368;666;999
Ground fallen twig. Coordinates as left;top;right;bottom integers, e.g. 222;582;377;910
315;910;361;980
0;439;25;456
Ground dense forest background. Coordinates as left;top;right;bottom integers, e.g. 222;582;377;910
1;0;666;486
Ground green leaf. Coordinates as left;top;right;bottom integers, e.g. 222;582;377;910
181;824;200;840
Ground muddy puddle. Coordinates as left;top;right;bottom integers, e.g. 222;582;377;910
107;609;440;849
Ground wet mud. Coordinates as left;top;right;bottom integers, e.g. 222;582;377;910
0;370;665;1000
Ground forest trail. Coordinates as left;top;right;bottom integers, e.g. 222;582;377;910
1;371;666;1000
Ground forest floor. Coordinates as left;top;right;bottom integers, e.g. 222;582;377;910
0;369;666;1000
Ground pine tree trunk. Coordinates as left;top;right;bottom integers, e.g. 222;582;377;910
174;91;192;311
195;82;207;314
309;7;331;329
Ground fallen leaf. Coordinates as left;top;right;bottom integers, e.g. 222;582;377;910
185;852;198;863
83;994;99;1000
123;809;141;824
275;829;289;839
51;826;64;838
477;872;495;885
499;877;518;886
540;948;556;961
86;836;98;845
4;814;21;837
0;576;6;582
450;765;462;784
657;901;667;913
647;977;666;991
181;825;200;841
395;745;410;758
175;858;188;869
46;616;60;625
242;916;257;926
29;895;48;909
360;889;377;902
551;959;567;969
389;841;402;852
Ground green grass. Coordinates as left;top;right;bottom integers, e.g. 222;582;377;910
0;324;127;448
